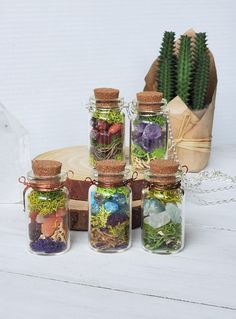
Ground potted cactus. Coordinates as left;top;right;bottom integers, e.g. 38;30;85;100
144;29;217;172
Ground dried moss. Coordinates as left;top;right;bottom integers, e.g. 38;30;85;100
145;188;183;204
93;109;124;124
143;221;181;251
28;190;66;216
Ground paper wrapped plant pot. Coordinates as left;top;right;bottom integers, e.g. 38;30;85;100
0;103;30;203
144;29;217;172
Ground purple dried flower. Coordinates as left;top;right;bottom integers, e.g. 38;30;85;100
30;238;66;254
115;243;129;249
107;213;129;227
29;221;41;241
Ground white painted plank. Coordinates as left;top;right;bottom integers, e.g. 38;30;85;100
0;205;235;310
0;272;235;319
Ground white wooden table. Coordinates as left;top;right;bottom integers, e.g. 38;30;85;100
1;145;236;319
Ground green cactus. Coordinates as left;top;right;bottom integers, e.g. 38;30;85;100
191;33;210;109
156;31;176;102
155;31;210;110
192;51;210;109
194;32;208;65
176;35;193;106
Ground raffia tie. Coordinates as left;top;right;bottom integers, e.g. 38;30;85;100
172;113;211;153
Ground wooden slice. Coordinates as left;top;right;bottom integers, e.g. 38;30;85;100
35;146;144;230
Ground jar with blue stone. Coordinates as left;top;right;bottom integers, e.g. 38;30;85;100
141;159;185;254
19;160;70;256
130;91;168;171
88;160;132;253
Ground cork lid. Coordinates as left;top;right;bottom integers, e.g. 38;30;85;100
150;159;179;174
96;159;125;174
94;88;119;100
149;159;179;185
32;160;62;177
136;91;163;112
94;88;120;109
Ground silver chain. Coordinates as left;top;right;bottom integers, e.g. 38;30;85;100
184;170;236;205
164;109;236;205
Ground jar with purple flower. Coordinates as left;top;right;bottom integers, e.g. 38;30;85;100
141;159;185;254
130;91;168;171
19;160;70;255
88;88;125;167
88;160;133;253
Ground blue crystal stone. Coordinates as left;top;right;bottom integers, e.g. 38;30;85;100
111;193;127;206
104;201;119;213
166;203;182;224
143;198;165;216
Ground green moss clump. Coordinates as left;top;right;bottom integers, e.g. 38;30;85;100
132;144;148;160
115;153;124;160
89;154;96;167
145;188;183;204
93;109;123;124
138;114;166;126
108;220;129;241
91;206;110;228
96;186;129;200
27;190;66;216
149;147;166;160
132;144;166;161
143;221;181;251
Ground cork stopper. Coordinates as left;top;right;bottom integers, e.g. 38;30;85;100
96;160;126;184
32;160;62;177
136;91;163;112
94;88;120;109
149;159;179;185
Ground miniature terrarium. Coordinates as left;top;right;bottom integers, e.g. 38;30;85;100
20;160;70;255
130;91;168;171
141;159;185;254
88;160;132;253
88;88;125;167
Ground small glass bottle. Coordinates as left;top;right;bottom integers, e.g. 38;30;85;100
141;159;185;254
20;160;70;255
88;88;125;167
88;160;132;253
130;91;168;171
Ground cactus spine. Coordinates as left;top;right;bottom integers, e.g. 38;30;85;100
192;33;210;109
156;31;176;102
176;35;193;106
155;31;210;110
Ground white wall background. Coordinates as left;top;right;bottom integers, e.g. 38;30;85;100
0;0;235;157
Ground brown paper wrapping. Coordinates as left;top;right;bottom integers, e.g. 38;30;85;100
144;29;217;172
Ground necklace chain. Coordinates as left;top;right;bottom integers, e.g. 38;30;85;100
184;170;236;205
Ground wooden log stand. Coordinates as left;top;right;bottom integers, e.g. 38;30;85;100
35;146;145;231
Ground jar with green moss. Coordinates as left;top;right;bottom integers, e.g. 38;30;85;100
19;160;70;255
88;160;133;253
141;159;185;254
88;88;125;167
130;91;168;171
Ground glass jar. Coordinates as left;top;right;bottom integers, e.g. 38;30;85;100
130;91;168;171
141;159;185;254
88;88;125;167
88;160;132;253
19;160;70;255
